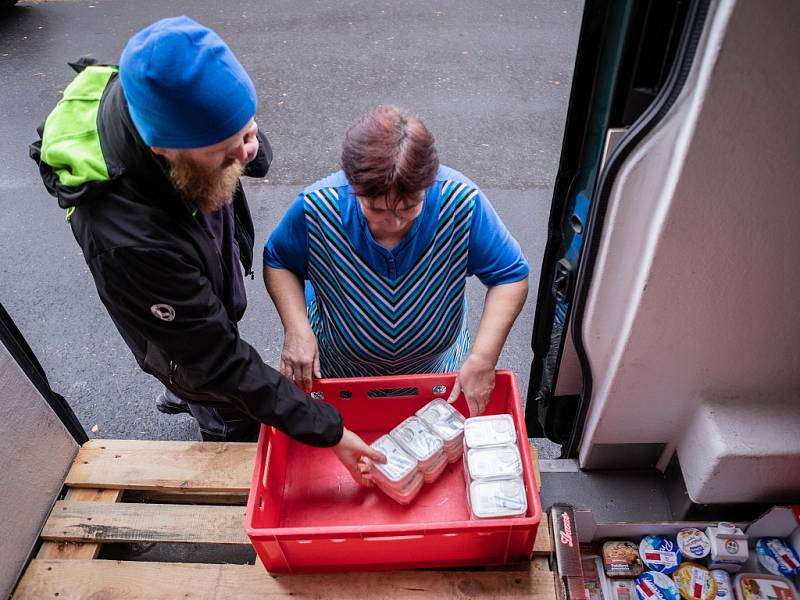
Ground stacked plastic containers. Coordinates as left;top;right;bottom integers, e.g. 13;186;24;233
369;400;466;504
417;399;466;462
463;414;528;519
391;416;448;483
369;435;425;504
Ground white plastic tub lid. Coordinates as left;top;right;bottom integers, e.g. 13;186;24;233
417;399;465;441
463;414;517;448
466;444;523;480
390;416;444;462
468;476;527;519
370;434;419;483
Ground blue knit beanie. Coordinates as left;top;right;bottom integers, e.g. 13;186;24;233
119;16;257;149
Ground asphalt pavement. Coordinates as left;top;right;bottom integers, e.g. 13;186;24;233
0;0;581;458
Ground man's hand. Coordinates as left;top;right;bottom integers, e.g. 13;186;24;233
332;428;386;487
447;354;496;417
280;324;320;392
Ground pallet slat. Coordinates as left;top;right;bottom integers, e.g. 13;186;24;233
36;488;123;560
533;513;552;555
41;501;550;553
65;439;256;493
13;559;558;600
42;501;248;545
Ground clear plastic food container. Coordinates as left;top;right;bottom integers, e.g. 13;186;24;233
421;452;448;484
463;414;517;449
369;435;425;504
465;444;523;481
390;416;445;471
417;399;465;443
369;435;419;486
443;440;463;463
467;476;527;519
374;469;425;504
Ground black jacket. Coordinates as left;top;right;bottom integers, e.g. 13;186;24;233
30;66;343;447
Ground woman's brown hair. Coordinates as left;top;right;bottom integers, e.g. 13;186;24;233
341;105;439;209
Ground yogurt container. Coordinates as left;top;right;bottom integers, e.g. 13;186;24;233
705;523;749;572
463;414;517;449
611;580;637;600
710;570;733;600
582;556;604;600
790;528;800;563
672;562;717;600
603;541;644;578
465;444;523;481
640;536;682;575
467;476;527;519
754;538;800;577
677;528;712;560
732;573;797;600
635;571;680;600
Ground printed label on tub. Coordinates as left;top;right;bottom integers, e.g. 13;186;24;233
677;528;711;560
603;541;644;578
672;563;717;600
734;574;797;600
639;536;682;574
755;538;800;577
710;570;732;600
635;571;680;600
612;580;637;600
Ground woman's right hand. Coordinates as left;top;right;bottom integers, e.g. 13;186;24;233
280;324;321;392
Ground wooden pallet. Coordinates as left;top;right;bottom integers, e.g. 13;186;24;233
13;439;555;599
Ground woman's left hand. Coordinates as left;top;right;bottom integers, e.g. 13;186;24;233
447;354;496;417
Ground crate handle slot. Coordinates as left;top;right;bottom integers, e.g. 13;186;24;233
367;387;418;398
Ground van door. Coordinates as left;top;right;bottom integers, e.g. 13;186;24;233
526;0;708;457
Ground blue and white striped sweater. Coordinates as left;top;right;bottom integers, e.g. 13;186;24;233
306;180;474;376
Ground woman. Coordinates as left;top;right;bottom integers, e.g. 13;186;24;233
263;105;528;416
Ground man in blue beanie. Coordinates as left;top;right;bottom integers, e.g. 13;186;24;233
30;17;383;485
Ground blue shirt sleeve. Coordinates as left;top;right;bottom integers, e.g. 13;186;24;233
263;194;309;277
467;190;529;286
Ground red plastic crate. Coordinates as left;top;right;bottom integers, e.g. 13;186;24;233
245;370;542;573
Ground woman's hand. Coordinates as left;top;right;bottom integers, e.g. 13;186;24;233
447;354;496;417
332;428;386;487
280;323;320;392
447;279;528;416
